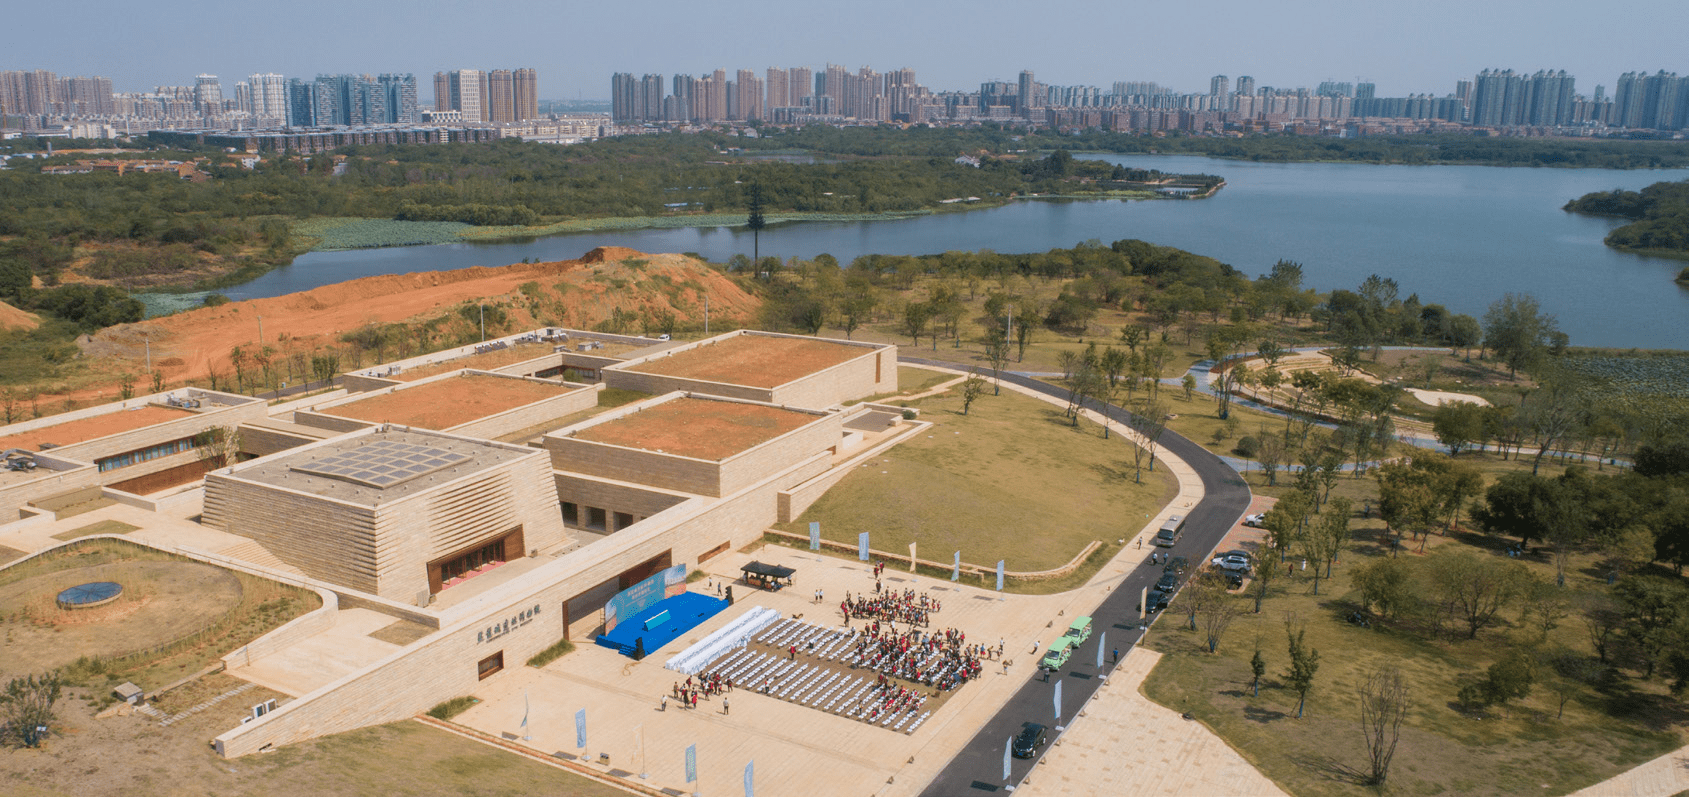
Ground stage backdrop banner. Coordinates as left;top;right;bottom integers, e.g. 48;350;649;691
604;564;688;633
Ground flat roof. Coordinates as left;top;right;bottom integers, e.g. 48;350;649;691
322;375;573;430
626;334;871;389
570;397;818;461
228;429;530;506
0;405;198;452
391;343;557;382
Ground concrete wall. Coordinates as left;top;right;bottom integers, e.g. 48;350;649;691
771;344;898;408
204;475;382;594
0;460;101;522
599;369;772;403
553;473;693;520
546;434;722;496
240;424;325;458
223;588;340;668
777;419;929;522
339;375;402;394
290;411;377;435
716;410;843;497
445;379;598;441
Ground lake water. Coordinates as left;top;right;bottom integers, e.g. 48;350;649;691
163;154;1689;350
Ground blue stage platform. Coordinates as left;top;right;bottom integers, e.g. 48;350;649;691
596;592;729;658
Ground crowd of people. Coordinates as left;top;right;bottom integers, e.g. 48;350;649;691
852;623;987;692
840;587;942;627
667;672;732;711
858;676;927;722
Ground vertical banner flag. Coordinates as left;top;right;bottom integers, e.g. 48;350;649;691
685;744;698;783
909;542;917;572
1003;736;1013;780
952;551;960;582
521;689;530;741
809;521;820;551
996;560;1005;593
1054;679;1063;721
744;760;755;797
1097;632;1107;668
574;708;586;749
858;532;870;561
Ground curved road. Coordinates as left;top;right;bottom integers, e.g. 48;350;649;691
902;361;1254;795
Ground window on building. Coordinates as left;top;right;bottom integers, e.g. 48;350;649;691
613;511;634;531
562;502;578;525
477;651;504;680
586;507;607;532
96;435;199;472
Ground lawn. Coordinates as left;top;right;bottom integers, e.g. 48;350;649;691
1140;515;1684;797
775;386;1177;574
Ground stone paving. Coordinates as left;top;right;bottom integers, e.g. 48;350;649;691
1014;648;1289;797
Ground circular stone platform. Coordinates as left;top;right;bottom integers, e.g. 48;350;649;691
56;581;124;610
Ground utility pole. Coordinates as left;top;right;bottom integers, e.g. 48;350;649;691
257;315;263;344
704;296;710;336
144;332;152;374
480;303;486;342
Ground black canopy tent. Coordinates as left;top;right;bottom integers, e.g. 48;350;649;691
741;560;796;591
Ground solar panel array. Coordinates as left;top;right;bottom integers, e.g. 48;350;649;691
292;439;469;489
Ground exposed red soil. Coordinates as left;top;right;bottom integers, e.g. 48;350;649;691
0;404;195;452
630;334;869;388
572;397;816;460
321;375;574;431
0;299;39;331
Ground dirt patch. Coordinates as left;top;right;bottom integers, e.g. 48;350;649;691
0;560;242;678
76;248;758;402
573;397;816;460
322;374;573;430
51;520;141;542
0;404;196;452
0;298;40;331
630;334;869;388
368;619;433;646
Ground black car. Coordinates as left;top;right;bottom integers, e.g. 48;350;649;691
1163;555;1189;576
1012;721;1049;759
1141;588;1171;613
1155;571;1180;594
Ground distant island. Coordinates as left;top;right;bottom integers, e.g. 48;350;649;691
1564;179;1689;262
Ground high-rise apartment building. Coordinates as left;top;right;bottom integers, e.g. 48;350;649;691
487;70;515;123
248;73;288;122
514;68;539;121
380;73;419;124
766;68;789;111
447;70;485;122
1019;70;1039;112
194;74;223;114
287;78;316;126
789;67;813;103
58;75;114;115
1235;75;1255;98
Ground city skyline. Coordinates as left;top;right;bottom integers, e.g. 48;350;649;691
4;0;1685;100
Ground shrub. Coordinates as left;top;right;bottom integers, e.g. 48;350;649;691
902;409;917;420
425;695;478;720
526;640;575;668
1234;435;1260;458
203;294;231;307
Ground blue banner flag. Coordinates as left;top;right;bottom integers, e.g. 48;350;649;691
685;744;697;783
744;759;755;797
952;551;960;582
996;560;1005;592
1054;678;1063;721
575;708;586;749
1096;632;1106;668
809;521;820;551
521;689;530;740
1003;736;1012;781
858;532;870;561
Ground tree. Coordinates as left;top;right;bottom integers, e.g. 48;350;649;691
1458;650;1535;713
229;345;249;394
1358;665;1410;786
1013;304;1041;362
901;301;933;345
1300;497;1352;594
1193;573;1243;653
197;426;243;470
1376;461;1441;554
1250;647;1267;697
1482;293;1561;378
746;183;767;264
1351;556;1415;621
1180;372;1197;402
1519;574;1573;642
310;353;340;387
1432;401;1488;455
1431;549;1525;639
1250;543;1280;613
1284;621;1321;719
960;370;986;415
982;337;1010;396
839;288;877;340
118;372;135;401
1;671;62;748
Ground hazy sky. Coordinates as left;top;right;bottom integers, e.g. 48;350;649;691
10;0;1685;100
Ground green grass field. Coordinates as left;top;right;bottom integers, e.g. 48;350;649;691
776;386;1176;574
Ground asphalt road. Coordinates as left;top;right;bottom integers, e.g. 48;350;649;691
902;362;1254;795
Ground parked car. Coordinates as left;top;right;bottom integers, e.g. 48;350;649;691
1155;571;1180;594
1222;571;1245;590
1140;589;1171;613
1063;616;1093;645
1162;555;1189;576
1012;722;1049;759
1211;551;1252;572
1242;512;1266;528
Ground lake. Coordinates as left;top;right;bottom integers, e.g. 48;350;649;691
154;154;1689;350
